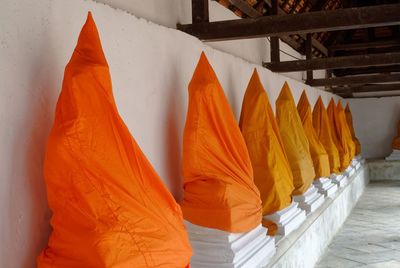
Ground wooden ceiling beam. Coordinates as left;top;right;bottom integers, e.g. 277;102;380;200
192;0;209;23
329;38;400;52
308;73;400;86
343;94;400;98
332;83;400;93
178;4;400;41
334;65;400;76
263;52;400;72
223;0;329;56
226;0;263;18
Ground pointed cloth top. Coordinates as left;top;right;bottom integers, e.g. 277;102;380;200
327;99;350;171
38;13;192;268
337;101;356;159
181;53;262;233
312;97;341;174
239;69;294;216
297;91;330;178
345;104;361;155
392;119;400;150
276;82;315;195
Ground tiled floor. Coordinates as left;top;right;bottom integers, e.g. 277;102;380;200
316;181;400;268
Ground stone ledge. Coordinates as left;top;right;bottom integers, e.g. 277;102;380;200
368;158;400;181
265;162;369;268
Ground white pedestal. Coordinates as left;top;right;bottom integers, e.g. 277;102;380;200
353;155;363;169
263;201;306;236
185;221;276;268
293;185;325;215
267;163;369;268
386;149;400;161
344;165;356;178
313;177;338;198
351;158;359;169
355;161;361;170
330;173;349;188
352;158;362;170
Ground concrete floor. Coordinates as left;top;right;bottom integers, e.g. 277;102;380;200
316;181;400;268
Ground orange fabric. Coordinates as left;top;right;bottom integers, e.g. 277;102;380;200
392;120;400;150
262;218;278;236
345;104;361;155
276;82;315;195
327;99;350;171
239;70;294;216
297;91;330;178
37;13;192;268
181;52;262;233
312;97;341;174
337;101;356;160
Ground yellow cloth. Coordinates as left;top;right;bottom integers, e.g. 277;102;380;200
297;91;330;178
392;120;400;150
276;82;315;195
312;97;341;174
239;70;294;216
337;101;356;160
327;99;350;171
181;52;262;233
345;104;361;155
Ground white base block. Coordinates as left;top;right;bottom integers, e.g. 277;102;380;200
352;156;363;170
267;162;369;268
368;158;400;181
355;161;361;170
185;221;276;268
344;165;356;178
313;177;338;198
330;173;349;188
385;149;400;161
263;201;306;236
293;185;325;214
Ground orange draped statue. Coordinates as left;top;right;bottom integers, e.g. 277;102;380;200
337;101;356;160
239;70;294;216
392;120;400;150
312;97;341;174
327;99;350;171
180;52;262;233
37;13;192;268
276;82;315;195
345;104;361;155
297;91;330;178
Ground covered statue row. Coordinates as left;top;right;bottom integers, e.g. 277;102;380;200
386;119;400;160
38;13;363;268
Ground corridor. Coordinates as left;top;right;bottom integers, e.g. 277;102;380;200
316;181;400;267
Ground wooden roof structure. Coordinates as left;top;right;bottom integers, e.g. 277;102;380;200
178;0;400;98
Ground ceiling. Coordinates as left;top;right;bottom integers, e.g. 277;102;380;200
179;0;400;98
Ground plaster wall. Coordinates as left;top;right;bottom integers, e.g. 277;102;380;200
96;0;320;81
348;96;400;159
0;0;341;267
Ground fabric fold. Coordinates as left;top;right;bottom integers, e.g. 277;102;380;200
392;120;400;150
38;12;192;268
312;97;341;174
276;82;315;195
337;101;356;160
239;69;294;216
181;52;262;233
297;91;330;178
345;104;361;155
327;98;350;171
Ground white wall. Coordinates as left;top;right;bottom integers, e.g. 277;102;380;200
95;0;311;81
348;97;400;159
0;0;340;267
